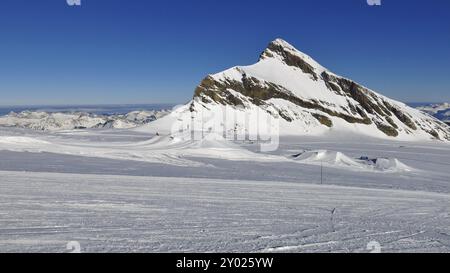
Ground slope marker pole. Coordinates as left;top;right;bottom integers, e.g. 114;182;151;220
321;160;323;185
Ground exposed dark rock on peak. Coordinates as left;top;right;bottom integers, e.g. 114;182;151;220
260;39;319;80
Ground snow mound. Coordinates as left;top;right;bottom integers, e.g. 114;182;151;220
293;150;414;173
372;158;412;172
293;150;362;168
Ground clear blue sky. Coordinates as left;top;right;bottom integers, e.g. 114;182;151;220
0;0;449;106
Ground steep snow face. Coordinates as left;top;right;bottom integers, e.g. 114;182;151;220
192;39;450;141
0;110;170;131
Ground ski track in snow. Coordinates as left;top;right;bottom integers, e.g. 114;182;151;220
1;128;450;252
1;171;450;253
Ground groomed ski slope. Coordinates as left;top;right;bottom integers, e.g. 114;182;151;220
1;171;449;253
1;127;450;253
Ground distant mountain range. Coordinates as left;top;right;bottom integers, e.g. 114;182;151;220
415;103;450;125
0;110;169;131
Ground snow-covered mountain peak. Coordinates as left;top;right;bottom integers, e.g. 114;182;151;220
159;39;450;142
259;38;326;76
